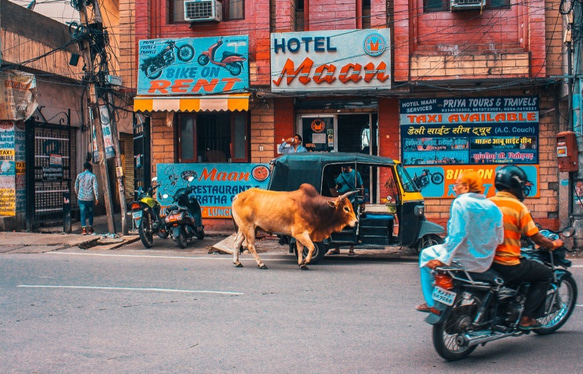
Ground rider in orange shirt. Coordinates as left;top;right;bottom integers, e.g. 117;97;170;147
489;165;563;330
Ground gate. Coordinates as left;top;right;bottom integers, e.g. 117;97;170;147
133;114;151;194
25;111;76;231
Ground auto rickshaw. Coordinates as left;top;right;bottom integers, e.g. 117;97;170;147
268;152;444;263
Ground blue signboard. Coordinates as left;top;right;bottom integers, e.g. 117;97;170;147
400;97;539;165
138;36;249;96
156;163;270;219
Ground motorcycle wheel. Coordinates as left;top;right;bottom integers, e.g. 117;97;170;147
415;234;443;254
157;228;169;239
198;55;209;65
176;227;188;249
432;304;478;361
145;64;162;79
535;275;578;335
431;172;444;184
227;63;242;76
177;45;195;61
138;213;154;248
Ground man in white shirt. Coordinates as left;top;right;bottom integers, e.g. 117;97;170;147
416;170;504;312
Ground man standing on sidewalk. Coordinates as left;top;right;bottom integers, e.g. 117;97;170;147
75;162;99;235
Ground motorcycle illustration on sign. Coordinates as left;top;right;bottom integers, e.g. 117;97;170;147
197;38;246;76
412;168;444;190
140;40;195;79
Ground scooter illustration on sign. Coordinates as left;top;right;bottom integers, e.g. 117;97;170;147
197;38;246;76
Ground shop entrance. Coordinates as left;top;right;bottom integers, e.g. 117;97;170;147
298;113;377;154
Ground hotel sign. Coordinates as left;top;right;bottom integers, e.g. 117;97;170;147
271;29;391;92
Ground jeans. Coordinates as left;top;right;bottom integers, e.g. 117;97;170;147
79;200;94;227
492;259;553;318
419;247;438;307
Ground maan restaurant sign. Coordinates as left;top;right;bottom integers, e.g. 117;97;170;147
270;29;391;92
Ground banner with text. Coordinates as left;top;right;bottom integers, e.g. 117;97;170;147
271;29;391;92
404;164;539;199
156;163;271;218
400;97;539;165
138;36;249;96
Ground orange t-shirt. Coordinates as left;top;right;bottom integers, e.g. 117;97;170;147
489;191;538;266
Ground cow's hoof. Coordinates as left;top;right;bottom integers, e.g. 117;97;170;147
300;265;310;270
235;263;243;268
258;264;268;269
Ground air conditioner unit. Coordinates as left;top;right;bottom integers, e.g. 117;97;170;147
450;0;485;11
184;0;222;22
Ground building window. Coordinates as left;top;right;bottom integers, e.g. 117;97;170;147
171;0;244;23
178;112;248;163
424;0;510;13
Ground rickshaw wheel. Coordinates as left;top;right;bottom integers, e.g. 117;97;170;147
291;241;327;264
416;234;443;254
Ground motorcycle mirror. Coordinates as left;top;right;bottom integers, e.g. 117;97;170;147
562;226;575;238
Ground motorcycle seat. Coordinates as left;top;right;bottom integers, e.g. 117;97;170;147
466;269;504;285
222;51;240;58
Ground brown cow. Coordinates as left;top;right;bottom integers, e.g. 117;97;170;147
231;183;358;269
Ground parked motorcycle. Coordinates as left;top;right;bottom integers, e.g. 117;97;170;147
163;176;205;248
425;226;577;361
197;38;246;76
130;177;168;248
140;40;195;79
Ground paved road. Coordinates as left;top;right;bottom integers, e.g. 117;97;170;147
1;247;582;373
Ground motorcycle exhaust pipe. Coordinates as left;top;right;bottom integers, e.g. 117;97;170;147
459;330;521;347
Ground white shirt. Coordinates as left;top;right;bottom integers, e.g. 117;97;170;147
420;192;504;272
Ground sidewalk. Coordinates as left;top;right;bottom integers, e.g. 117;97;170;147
0;214;236;255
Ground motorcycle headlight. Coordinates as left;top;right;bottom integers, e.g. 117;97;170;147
414;205;424;216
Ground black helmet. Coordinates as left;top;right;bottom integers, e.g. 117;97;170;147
494;165;532;201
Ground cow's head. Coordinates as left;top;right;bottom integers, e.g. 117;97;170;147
327;190;359;228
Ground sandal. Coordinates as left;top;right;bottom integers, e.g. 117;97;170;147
328;249;340;255
348;251;356;256
519;320;542;331
416;303;431;313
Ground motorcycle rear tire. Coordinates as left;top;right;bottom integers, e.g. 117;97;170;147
145;64;162;79
139;214;154;248
227;64;242;76
432;305;477;361
535;275;577;335
176;227;188;249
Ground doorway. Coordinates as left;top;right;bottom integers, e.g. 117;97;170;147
298;113;377;154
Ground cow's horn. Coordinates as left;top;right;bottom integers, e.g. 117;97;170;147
338;190;358;200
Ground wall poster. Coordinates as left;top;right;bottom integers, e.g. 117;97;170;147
400;97;539;165
156;163;270;219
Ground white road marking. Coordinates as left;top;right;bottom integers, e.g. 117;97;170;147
47;251;288;261
17;285;243;295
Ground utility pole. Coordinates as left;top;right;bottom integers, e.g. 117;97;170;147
75;0;127;234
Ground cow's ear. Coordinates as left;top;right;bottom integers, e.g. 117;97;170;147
327;200;337;208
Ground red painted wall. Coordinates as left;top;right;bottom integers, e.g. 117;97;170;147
394;0;547;81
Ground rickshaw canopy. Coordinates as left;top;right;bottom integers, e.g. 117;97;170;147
268;152;398;192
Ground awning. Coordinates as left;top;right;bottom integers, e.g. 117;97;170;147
134;94;250;112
